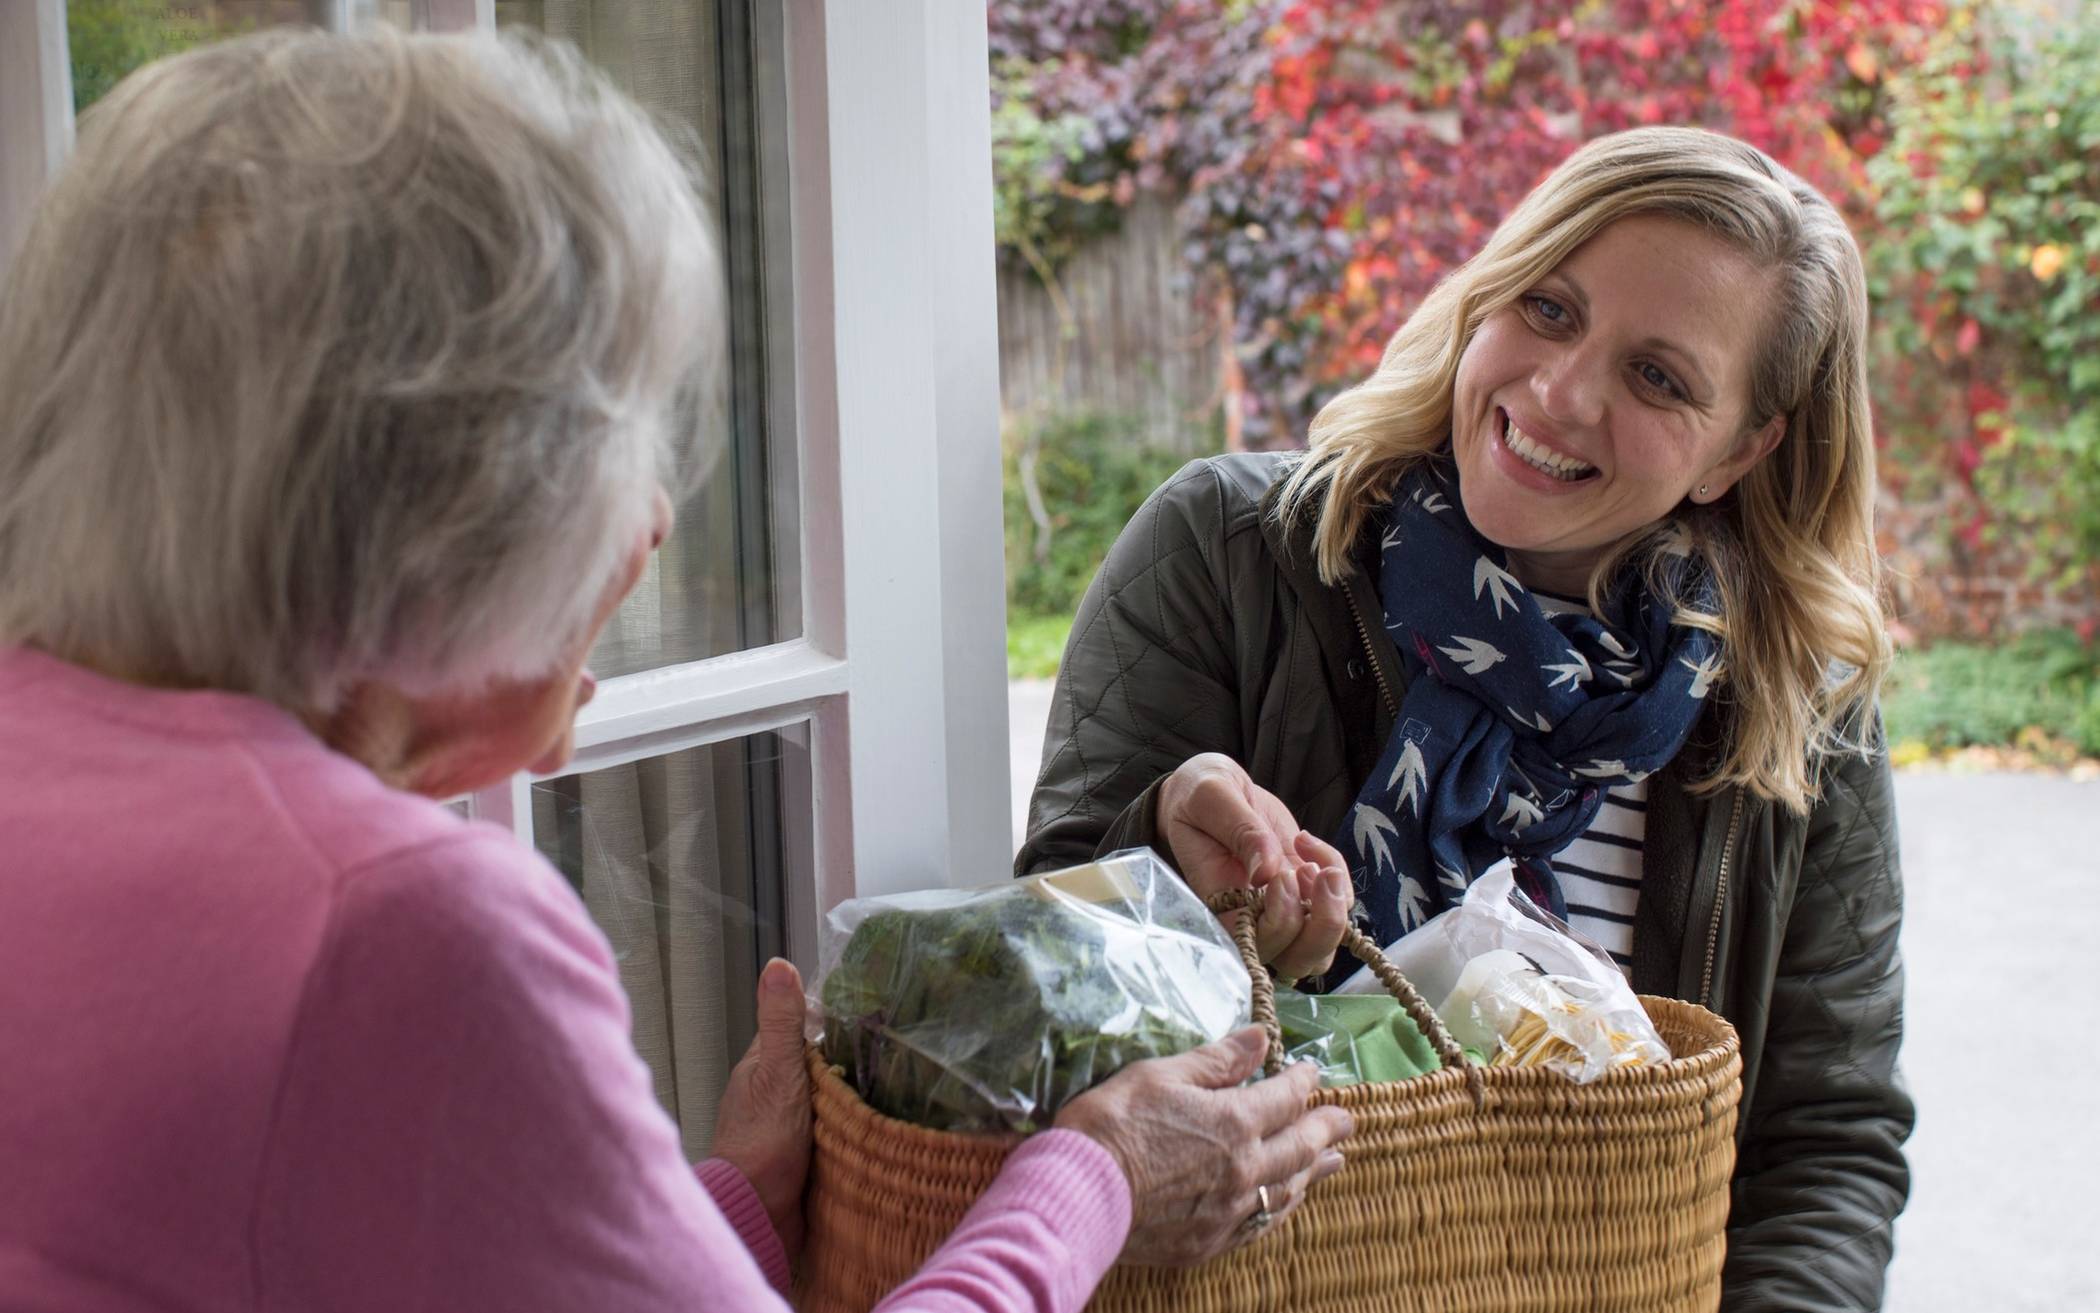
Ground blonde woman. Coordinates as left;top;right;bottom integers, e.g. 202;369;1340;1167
0;30;1354;1312
1021;126;1912;1309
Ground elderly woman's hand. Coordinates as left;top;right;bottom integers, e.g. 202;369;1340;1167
1054;1027;1352;1267
1156;753;1354;981
710;958;811;1259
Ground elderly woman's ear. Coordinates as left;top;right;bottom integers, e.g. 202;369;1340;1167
316;487;672;797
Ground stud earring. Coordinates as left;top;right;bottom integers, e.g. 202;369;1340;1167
1697;484;1710;499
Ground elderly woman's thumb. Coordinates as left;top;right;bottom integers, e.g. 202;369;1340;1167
755;957;807;1066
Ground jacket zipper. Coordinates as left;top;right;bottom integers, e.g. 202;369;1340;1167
1698;789;1746;1008
1341;585;1399;718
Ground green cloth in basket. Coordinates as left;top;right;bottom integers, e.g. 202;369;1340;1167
1275;988;1443;1086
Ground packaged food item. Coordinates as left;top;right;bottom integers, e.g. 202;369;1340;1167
815;849;1250;1133
1437;948;1669;1081
1274;988;1444;1087
1336;863;1670;1084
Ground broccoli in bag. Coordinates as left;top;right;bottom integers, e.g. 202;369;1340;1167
816;850;1250;1133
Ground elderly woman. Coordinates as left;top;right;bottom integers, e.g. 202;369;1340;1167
0;30;1354;1313
1021;127;1913;1310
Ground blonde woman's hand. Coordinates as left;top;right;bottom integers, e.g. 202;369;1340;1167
1053;1027;1353;1267
1156;753;1354;981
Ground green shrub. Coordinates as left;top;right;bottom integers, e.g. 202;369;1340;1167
1868;12;2100;596
1003;411;1200;624
1006;612;1073;682
68;0;216;113
1882;631;2100;756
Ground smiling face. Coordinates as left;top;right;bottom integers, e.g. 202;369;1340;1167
1449;213;1785;595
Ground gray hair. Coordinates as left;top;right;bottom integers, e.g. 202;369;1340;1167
0;27;722;712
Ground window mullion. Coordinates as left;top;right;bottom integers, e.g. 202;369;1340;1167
571;638;846;753
468;773;535;844
554;698;827;780
0;0;74;281
410;0;493;31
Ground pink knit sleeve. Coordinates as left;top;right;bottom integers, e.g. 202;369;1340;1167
694;1158;790;1295
871;1130;1132;1313
698;1132;1131;1313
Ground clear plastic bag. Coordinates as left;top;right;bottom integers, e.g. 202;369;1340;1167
1335;863;1669;1083
814;848;1251;1133
1438;946;1670;1081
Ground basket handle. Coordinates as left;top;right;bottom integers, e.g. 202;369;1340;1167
1206;886;1485;1106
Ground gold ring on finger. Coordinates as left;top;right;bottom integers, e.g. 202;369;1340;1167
1241;1183;1276;1236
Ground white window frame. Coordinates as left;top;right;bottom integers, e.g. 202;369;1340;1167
0;1;73;270
0;0;1014;971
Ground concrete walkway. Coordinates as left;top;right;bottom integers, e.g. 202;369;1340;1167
1007;679;2099;1311
1878;771;2097;1312
1008;679;1056;844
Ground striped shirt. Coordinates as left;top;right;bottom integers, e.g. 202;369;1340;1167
1532;590;1646;972
1551;781;1646;972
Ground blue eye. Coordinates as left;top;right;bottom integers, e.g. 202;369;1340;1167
1636;361;1686;401
1526;295;1569;324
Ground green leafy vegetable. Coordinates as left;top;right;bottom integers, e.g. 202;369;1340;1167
821;861;1247;1133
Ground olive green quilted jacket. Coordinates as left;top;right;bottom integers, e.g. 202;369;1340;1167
1017;453;1913;1311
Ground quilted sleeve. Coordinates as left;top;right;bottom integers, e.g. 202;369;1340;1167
1014;460;1246;877
1721;741;1915;1311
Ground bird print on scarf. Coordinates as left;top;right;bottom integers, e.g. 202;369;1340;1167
1325;457;1723;982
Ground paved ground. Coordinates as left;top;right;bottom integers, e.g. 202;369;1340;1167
1007;679;2099;1311
1008;679;1058;845
1878;772;2098;1312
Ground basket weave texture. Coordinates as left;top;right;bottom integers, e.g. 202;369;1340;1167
798;994;1739;1313
799;883;1741;1312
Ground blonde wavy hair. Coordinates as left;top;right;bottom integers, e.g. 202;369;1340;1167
1278;126;1888;813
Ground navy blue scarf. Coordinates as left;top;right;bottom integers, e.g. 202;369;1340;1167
1329;457;1721;962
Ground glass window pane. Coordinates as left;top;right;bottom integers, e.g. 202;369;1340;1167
503;0;799;676
530;727;806;1156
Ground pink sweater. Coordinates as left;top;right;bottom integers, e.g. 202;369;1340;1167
0;647;1130;1312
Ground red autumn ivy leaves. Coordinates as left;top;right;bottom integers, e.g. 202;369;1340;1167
993;1;2098;613
992;0;1941;446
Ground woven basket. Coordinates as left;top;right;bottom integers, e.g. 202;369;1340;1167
799;888;1742;1313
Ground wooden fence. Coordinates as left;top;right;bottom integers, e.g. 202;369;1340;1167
996;195;1221;453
